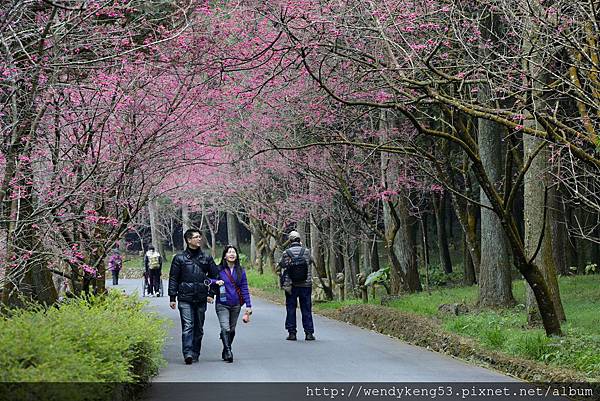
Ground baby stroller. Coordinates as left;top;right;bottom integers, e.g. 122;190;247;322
142;270;163;297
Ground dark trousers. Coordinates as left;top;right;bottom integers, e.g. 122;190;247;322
285;286;314;334
178;301;207;358
215;303;242;332
111;270;119;285
148;268;161;294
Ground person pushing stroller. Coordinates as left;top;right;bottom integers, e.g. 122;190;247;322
144;246;163;296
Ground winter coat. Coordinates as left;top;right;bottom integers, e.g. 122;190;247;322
213;265;252;308
277;243;313;288
144;250;163;271
108;252;122;272
168;248;219;303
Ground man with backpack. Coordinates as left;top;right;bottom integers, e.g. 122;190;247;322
277;230;316;341
144;246;163;296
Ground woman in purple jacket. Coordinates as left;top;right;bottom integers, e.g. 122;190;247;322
213;245;252;363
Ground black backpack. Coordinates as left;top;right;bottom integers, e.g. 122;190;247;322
282;247;309;284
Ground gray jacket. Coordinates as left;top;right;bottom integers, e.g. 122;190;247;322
277;243;314;288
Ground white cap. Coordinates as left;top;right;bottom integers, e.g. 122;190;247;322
288;231;301;241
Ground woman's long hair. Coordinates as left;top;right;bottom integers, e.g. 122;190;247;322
220;245;242;283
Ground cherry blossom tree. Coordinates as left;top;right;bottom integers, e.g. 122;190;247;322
199;0;600;335
0;0;222;302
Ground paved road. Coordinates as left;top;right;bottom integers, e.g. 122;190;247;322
108;279;514;383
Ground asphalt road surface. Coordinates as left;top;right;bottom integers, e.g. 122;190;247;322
108;279;513;381
107;279;525;401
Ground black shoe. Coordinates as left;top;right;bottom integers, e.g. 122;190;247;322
184;356;193;365
192;353;199;363
286;333;297;341
226;331;235;363
305;333;315;341
220;329;233;362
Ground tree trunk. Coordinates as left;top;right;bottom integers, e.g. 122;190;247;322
514;253;563;336
477;116;515;307
181;203;191;251
342;251;350;301
433;192;453;274
254;230;266;275
475;30;513;305
380;115;422;293
203;212;218;258
475;6;515;308
343;241;358;296
524;136;566;323
227;212;240;249
296;221;307;244
210;225;218;258
310;211;333;300
329;218;344;298
370;237;380;273
463;232;476;285
421;213;430;272
420;216;430;291
551;190;569;276
446;195;455;244
361;238;371;274
267;236;277;274
445;158;481;279
401;199;421;292
250;233;256;268
521;0;566;322
148;198;165;257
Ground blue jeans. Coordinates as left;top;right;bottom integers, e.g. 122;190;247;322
285;286;314;334
178;301;206;358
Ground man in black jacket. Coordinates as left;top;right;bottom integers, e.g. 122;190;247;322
169;229;219;364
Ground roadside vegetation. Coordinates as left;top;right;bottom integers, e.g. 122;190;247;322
0;291;169;399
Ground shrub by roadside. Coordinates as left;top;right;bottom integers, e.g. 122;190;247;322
0;291;169;400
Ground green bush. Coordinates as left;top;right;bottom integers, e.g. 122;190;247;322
0;291;168;385
246;267;280;293
238;252;249;267
510;332;553;360
482;327;507;348
421;267;464;287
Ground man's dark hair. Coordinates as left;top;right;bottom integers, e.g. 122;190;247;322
183;229;201;244
290;237;301;243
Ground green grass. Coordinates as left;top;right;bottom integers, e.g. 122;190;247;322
245;267;280;295
315;299;363;309
404;275;600;378
386;286;479;316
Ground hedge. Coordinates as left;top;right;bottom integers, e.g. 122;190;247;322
0;291;169;400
